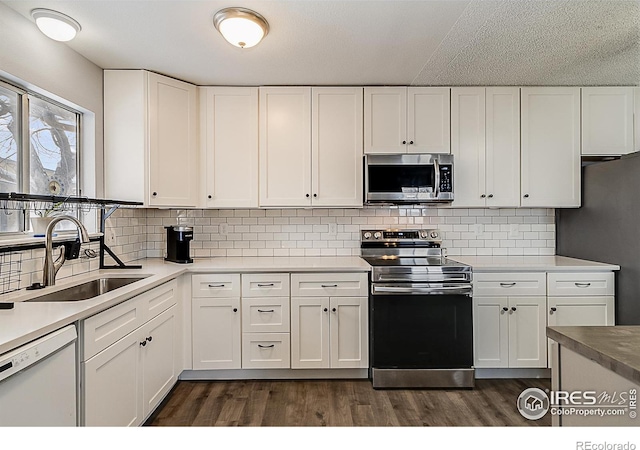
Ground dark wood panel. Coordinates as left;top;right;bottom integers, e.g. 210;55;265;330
146;379;551;427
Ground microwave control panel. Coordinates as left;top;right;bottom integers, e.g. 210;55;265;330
439;166;452;192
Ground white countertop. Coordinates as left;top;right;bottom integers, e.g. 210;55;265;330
450;255;620;272
0;254;618;356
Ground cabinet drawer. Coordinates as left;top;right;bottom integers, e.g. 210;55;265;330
291;272;369;297
473;272;546;297
140;280;178;323
241;333;290;368
242;297;290;333
192;274;240;298
547;272;614;296
83;295;144;360
242;273;290;297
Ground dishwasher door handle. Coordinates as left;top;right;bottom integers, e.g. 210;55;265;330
372;284;472;296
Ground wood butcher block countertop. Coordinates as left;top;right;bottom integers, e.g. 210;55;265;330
547;326;640;385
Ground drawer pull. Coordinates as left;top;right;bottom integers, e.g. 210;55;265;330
258;344;275;348
574;282;591;288
499;282;517;287
550;307;557;314
501;307;509;313
257;309;275;313
208;284;226;288
321;284;338;288
257;283;275;287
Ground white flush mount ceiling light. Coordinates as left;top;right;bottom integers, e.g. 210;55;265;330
213;7;269;48
31;8;81;42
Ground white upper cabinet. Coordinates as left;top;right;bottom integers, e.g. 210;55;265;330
451;87;520;208
259;87;363;207
312;87;363;207
582;87;634;156
364;87;450;154
104;70;198;207
521;87;581;208
199;87;259;208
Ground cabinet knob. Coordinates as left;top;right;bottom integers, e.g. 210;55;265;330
233;308;238;313
323;308;328;312
313;194;317;198
511;307;517;312
402;140;406;145
550;307;557;314
152;192;158;197
332;307;337;313
146;336;153;342
488;194;493;198
306;194;310;198
523;194;529;198
409;141;414;145
481;194;486;198
208;195;212;199
502;307;509;312
139;340;147;347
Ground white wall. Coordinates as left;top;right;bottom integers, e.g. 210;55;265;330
0;2;104;196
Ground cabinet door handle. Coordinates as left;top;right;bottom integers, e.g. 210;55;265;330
550;307;557;314
409;140;414;145
402;140;407;145
332;308;337;313
306;194;310;198
511;307;517;312
500;282;516;287
139;340;147;347
147;336;153;343
208;284;225;288
321;284;338;288
323;308;328;312
152;192;158;197
258;344;275;348
313;194;317;198
208;195;212;199
257;309;275;313
481;194;486;198
574;282;591;288
233;308;238;313
257;283;275;287
487;194;493;198
502;307;509;313
523;194;529;198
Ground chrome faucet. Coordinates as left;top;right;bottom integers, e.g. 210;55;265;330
42;215;90;287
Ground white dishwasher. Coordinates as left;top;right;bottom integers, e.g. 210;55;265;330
0;325;77;426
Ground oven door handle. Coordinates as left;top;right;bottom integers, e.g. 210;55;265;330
372;285;472;296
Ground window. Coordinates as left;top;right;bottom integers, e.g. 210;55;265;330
0;80;80;233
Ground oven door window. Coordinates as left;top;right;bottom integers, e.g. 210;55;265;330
371;294;473;369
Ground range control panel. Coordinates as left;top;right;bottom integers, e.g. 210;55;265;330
361;229;441;241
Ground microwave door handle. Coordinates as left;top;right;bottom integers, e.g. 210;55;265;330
434;158;440;197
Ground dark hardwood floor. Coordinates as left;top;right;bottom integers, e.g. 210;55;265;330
146;378;551;427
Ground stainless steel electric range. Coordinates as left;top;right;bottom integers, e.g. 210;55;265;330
361;229;474;389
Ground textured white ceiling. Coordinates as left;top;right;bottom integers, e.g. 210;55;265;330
3;0;639;86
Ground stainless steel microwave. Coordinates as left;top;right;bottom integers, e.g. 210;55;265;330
364;154;454;204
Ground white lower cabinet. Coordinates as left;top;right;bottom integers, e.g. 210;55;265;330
290;273;368;369
473;272;547;369
83;297;179;426
192;297;241;370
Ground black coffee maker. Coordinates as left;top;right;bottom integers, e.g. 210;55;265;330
165;226;193;264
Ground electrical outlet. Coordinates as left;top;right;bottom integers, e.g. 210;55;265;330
220;223;228;236
509;224;519;238
328;223;337;236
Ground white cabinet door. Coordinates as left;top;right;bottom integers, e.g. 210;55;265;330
547;296;615;327
192;297;241;369
582;87;634;156
312;87;363;207
485;87;520;208
364;87;407;154
521;87;581;207
140;306;177;418
407;87;450;154
451;87;486;207
83;332;142;427
199;87;259;208
259;87;312;206
147;72;198;207
329;297;368;368
291;297;330;369
508;296;547;368
473;297;509;368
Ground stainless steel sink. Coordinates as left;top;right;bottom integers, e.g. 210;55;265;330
25;277;149;302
